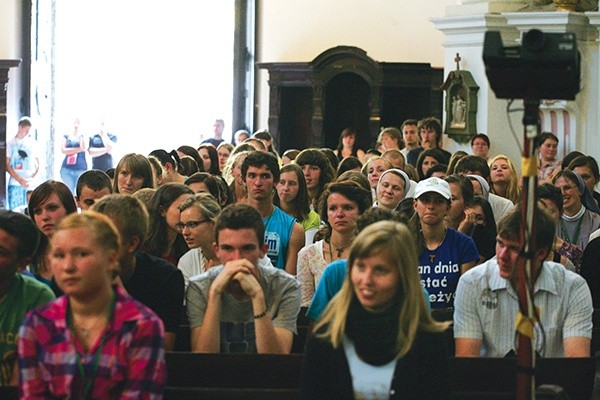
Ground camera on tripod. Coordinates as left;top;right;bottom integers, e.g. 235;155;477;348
483;29;580;100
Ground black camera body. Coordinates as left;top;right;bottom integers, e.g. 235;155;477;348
483;30;580;100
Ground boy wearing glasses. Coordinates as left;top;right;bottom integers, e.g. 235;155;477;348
6;117;40;210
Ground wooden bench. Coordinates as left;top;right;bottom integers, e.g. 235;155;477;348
166;352;303;389
0;387;17;400
593;308;600;356
450;357;596;400
165;352;596;400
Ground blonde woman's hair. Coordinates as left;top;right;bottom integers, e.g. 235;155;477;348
179;192;221;222
222;150;252;185
53;211;122;276
488;154;521;204
314;220;450;358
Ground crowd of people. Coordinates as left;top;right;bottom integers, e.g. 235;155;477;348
1;114;598;398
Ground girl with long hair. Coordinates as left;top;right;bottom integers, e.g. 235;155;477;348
148;149;186;185
216;142;234;172
297;181;372;307
296;148;336;208
197;144;221;175
415;148;446;181
143;183;194;265
362;156;393;202
177;193;222;287
299;220;450;399
113;153;154;194
334;128;365;162
19;212;166;398
489;154;521;204
223;150;252;203
276;163;321;245
28;180;78;286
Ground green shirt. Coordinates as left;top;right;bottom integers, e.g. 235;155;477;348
300;210;321;232
0;273;55;385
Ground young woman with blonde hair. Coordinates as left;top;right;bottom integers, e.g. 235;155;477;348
177;193;222;287
19;211;166;399
489;154;521;204
299;220;450;399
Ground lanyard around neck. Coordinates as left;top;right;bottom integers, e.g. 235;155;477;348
67;291;117;400
560;216;584;246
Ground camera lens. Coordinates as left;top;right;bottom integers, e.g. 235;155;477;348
523;29;545;52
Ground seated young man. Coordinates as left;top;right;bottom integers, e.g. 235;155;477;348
454;206;593;358
187;203;300;354
75;169;113;210
92;194;185;351
242;151;304;275
0;211;55;385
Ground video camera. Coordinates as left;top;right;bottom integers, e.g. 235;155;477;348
483;29;580;100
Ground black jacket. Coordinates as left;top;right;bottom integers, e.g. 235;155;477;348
298;329;450;400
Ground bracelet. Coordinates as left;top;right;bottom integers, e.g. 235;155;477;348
253;309;268;319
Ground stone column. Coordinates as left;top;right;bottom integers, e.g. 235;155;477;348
0;60;21;208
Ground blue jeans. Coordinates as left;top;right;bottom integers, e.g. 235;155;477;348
60;168;86;195
7;185;27;210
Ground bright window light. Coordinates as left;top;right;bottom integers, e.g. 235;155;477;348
53;1;234;163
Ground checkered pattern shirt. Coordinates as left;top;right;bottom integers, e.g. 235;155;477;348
18;285;166;399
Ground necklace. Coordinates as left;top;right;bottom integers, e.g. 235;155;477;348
424;228;447;263
67;290;116;400
326;238;352;262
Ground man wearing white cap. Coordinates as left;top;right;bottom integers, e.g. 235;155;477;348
413;177;479;308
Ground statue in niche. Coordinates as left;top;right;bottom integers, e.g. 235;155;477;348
451;95;467;129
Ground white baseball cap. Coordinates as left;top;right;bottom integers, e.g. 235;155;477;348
413;177;451;200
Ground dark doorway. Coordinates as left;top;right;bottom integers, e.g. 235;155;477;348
323;73;371;151
278;87;313;153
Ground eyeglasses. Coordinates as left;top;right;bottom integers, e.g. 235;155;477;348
176;220;209;231
18;150;28;159
559;184;576;193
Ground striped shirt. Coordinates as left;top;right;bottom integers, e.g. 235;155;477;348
454;258;593;357
18;285;166;399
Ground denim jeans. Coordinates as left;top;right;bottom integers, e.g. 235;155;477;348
60;168;86;194
7;185;27;210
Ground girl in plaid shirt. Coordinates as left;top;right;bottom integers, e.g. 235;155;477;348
18;211;166;399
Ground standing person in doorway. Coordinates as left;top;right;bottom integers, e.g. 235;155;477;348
60;117;88;194
88;117;117;172
201;119;226;148
6;117;40;210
